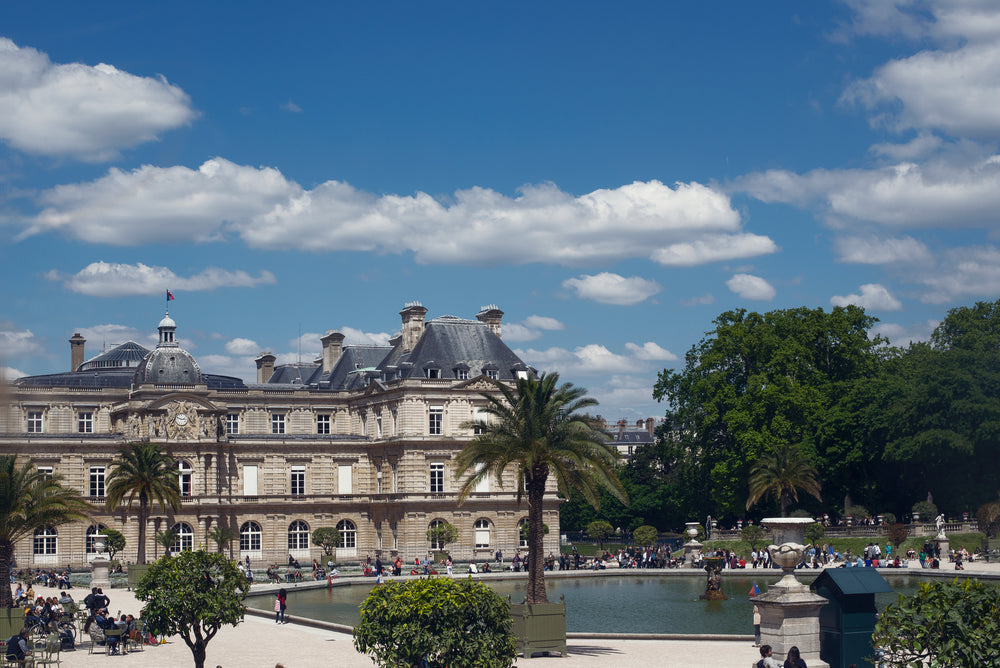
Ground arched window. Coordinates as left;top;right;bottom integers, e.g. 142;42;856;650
518;518;529;549
86;524;108;554
337;519;357;549
475;519;491;549
428;519;445;550
33;527;57;555
288;520;310;551
178;460;193;498
240;521;262;552
171;522;194;552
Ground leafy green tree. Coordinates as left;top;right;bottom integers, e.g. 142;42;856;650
632;525;658;547
654;306;883;520
976;496;1000;539
804;522;825;546
0;456;91;608
520;522;549;544
886;523;909;550
207;526;237;556
311;527;342;556
740;525;766;552
103;528;126;561
455;372;627;603
912;500;938;521
354;577;516;668
875;578;1000;667
105;442;181;564
426;521;460;553
586;520;615;550
136;549;249;668
747;443;822;517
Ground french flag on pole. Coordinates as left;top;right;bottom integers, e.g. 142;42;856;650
166;290;175;301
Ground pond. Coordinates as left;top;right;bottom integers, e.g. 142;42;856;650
247;572;919;634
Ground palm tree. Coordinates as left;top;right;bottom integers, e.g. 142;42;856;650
746;443;822;517
105;443;181;564
207;525;238;556
0;456;91;608
456;373;627;604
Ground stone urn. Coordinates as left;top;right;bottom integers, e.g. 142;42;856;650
682;522;703;569
754;517;829;667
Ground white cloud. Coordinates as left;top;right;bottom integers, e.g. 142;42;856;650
339;327;392;347
48;261;276;297
625;342;678;361
680;293;715;307
20;164;776;267
918;245;1000;303
1;366;27;381
726;274;776;301
72;324;158;350
870;319;939;347
562;273;661;306
869;133;943;161
522;315;564;331
0;38;195;161
225;338;259;355
198;354;256;381
516;344;643;376
830;283;903;311
589;375;661;417
502;323;542;342
834;235;931;264
281;100;302;113
0;327;43;358
735;157;1000;230
650;234;778;266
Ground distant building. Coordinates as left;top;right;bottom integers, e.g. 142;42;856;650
601;417;659;458
1;302;562;567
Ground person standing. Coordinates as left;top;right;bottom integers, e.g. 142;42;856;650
446;558;453;576
275;589;287;624
753;605;761;647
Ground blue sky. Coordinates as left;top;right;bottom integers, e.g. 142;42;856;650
3;1;1000;420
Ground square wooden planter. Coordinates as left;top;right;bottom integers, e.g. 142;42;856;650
510;597;566;658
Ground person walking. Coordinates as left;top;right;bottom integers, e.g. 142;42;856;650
753;605;761;647
275;589;287;624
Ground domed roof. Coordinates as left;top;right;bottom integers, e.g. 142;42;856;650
133;347;203;385
158;314;176;329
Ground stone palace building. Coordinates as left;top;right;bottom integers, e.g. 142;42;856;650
1;302;562;567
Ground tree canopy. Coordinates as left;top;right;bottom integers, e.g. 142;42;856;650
136;550;249;668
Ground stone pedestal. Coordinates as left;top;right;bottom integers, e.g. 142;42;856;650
933;536;949;560
683;522;702;569
90;556;111;591
758;517;829;668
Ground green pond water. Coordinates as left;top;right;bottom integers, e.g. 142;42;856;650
248;573;918;634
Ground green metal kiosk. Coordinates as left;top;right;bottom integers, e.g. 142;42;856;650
810;568;893;668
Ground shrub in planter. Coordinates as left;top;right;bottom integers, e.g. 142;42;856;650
354;577;516;668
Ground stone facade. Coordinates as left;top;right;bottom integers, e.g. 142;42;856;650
1;303;560;567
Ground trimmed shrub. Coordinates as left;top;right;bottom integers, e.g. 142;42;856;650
353;577;516;668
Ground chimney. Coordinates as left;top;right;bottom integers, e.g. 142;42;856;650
69;333;86;372
255;353;276;383
399;302;428;353
476;304;504;338
320;330;345;374
617;419;626;440
646;418;655;437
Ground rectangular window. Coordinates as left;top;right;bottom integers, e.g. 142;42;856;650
429;462;444;493
243;465;258;497
376;414;382;438
37;466;53;478
475;462;489;493
291;466;305;496
78;411;93;433
338;464;353;494
456;369;469;380
426;368;440;379
486;370;499;380
271;413;285;434
27;412;42;433
473;408;487;435
226;413;239;435
33;530;57;556
360;412;367;437
391;463;398;493
429;406;443;436
89;466;105;498
391;408;397;436
316;414;330;434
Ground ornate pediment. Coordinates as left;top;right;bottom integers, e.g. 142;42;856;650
454;375;499;392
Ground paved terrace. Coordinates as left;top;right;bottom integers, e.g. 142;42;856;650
12;559;1000;668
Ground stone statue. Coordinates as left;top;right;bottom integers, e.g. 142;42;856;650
935;514;946;538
